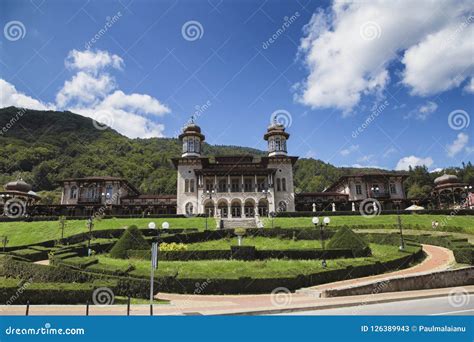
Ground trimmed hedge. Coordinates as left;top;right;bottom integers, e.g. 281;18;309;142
10;249;48;262
127;248;364;261
327;227;371;257
0;277;117;304
276;210;474;217
0;256;154;298
110;226;149;259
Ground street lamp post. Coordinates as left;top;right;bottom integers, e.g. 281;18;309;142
269;211;276;228
148;222;158;315
86;216;93;256
312;216;330;268
396;204;405;251
204;189;215;230
464;185;473;208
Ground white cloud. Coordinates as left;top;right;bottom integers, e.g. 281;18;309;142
402;19;474;96
0;50;171;138
446;132;469;157
0;79;53;110
66;49;123;74
296;0;473;112
383;147;398;158
100;91;170;117
395;155;434;170
464;78;474;93
405;100;438;120
56;71;115;107
340;144;359;156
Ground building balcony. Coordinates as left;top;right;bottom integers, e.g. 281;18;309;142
370;191;391;199
77;196;102;204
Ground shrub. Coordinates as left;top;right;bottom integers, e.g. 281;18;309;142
110;225;149;259
159;242;187;252
327;227;371;257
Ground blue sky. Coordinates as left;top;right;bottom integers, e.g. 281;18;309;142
0;0;473;171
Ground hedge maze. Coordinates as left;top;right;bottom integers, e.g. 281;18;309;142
0;224;472;303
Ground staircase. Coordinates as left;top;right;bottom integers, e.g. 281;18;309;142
221;218;257;229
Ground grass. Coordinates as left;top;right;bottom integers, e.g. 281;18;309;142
0;214;472;246
263;215;474;231
96;243;419;279
185;236;322;250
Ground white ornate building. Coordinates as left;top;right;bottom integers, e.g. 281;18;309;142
172;121;298;223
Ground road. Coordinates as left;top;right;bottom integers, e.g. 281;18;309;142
273;295;474;316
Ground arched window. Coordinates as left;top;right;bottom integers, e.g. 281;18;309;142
189;138;194;153
182;137;188;153
106;185;113;199
194;138;200;153
269;138;275;152
70;186;77;199
278;201;287;212
185;202;194;216
275;137;281;151
281;178;286;191
281;138;287;151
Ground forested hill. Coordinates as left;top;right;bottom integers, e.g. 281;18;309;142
1;107;471;203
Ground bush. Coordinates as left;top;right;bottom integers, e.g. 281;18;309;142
159;242;187;252
0;277;117;304
327;227;371;257
110;226;149;259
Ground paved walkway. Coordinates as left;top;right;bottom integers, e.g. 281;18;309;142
1;244;459;316
297;244;455;295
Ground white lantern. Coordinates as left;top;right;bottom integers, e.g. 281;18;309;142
323;217;331;225
161;222;170;229
148;222;156;229
312;217;319;225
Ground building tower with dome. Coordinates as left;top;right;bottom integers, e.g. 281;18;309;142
172;120;298;227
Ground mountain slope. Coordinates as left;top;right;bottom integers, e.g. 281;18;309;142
2;107;470;201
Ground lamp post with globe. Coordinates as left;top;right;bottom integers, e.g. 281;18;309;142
148;221;158;315
312;216;330;268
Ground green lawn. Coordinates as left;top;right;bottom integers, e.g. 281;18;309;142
0;214;472;246
0;217;204;246
96;244;419;279
263;215;474;232
185;236;322;250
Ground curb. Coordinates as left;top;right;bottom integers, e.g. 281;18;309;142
220;288;474;316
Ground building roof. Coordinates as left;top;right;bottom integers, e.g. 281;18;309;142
171;155;298;169
324;172;409;193
60;176;140;196
434;174;459;185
